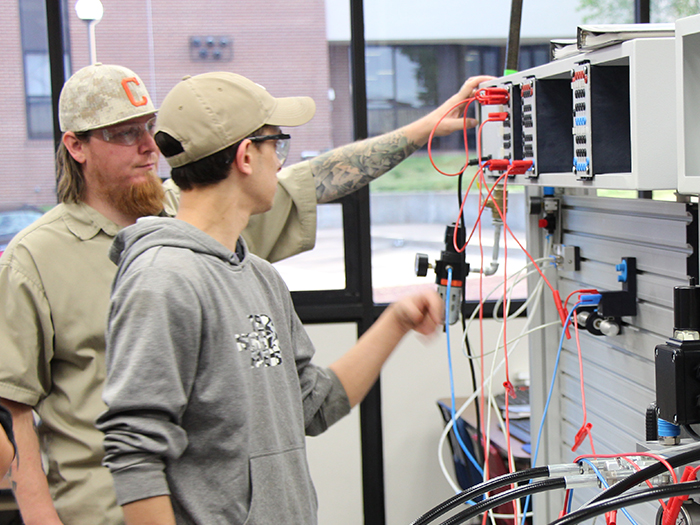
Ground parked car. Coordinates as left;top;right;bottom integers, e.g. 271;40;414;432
0;205;44;258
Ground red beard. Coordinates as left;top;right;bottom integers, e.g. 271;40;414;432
108;170;165;219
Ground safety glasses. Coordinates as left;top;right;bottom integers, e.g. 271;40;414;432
248;133;291;166
96;116;157;146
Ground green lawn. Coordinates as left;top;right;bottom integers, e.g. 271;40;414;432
369;153;473;192
370;152;525;193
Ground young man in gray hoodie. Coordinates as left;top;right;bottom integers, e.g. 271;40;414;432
97;72;445;525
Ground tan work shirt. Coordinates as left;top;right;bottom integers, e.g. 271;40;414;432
0;162;316;524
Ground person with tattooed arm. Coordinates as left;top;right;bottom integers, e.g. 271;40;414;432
97;71;444;524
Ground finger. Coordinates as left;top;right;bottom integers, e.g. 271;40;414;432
411;292;444;335
394;295;430;332
427;291;446;327
460;75;496;97
463;117;479;129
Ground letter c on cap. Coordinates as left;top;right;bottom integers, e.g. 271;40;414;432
121;77;148;107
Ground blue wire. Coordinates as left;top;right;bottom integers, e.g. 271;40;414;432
531;303;580;468
445;267;484;481
520;299;598;525
578;458;640;525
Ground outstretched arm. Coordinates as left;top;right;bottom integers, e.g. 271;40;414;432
329;290;444;407
311;75;494;203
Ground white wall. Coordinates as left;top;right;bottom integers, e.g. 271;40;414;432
305;316;529;525
325;0;588;42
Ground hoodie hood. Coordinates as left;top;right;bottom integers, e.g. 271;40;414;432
110;217;245;276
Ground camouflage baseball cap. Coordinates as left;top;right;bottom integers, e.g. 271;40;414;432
156;72;315;168
59;63;156;133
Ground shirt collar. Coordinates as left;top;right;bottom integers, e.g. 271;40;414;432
62;202;123;240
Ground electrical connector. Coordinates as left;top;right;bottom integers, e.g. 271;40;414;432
571;423;593;452
574;158;590;173
571;69;588;83
487;112;509;122
579;293;602;305
484;159;510;172
506;160;533;176
475;87;510;105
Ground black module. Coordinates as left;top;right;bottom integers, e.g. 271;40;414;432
655;281;700;425
655;339;700;425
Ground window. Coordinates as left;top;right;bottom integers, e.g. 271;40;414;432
19;0;53;139
364;42;549;303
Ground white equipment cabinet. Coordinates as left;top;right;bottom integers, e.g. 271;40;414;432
479;38;677;190
677;14;700;194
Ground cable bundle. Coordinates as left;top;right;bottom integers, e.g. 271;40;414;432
422;89;700;525
411;443;700;525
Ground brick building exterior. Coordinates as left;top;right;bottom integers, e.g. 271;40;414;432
4;0;564;210
3;0;338;208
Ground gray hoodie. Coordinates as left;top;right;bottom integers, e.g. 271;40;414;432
97;217;350;524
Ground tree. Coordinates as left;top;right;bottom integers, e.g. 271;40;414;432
578;0;700;23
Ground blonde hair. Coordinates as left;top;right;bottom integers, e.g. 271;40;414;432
55;134;89;204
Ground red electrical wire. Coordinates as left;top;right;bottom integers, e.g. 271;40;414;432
499;173;521;525
429;91;569;330
560;489;572;518
459;164;560;299
427;98;476;176
453;169;507;253
426;91;577;513
662;465;700;525
478;167;489;487
466;172;570;333
472;118;522;524
619;456;666;509
605;509;617;525
570;316;596;455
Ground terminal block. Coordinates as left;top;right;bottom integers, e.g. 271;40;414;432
520;77;538;178
482;82;521;179
473;39;670;189
571;61;593;181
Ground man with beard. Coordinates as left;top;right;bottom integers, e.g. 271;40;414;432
0;63;490;525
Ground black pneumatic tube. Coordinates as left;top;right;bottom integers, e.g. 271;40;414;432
410;466;550;525
552;481;700;525
439;478;567;525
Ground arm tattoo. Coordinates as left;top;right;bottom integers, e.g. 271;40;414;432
310;130;420;203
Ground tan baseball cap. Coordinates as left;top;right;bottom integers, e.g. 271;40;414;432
59;63;156;132
156;72;316;168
